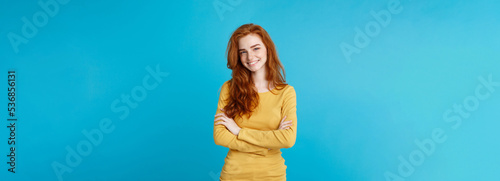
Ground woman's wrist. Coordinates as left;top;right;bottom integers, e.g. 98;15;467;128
235;127;241;136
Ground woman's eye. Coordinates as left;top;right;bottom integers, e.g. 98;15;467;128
240;51;247;54
254;48;260;51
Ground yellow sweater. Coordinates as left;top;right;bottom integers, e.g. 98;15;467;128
214;81;297;181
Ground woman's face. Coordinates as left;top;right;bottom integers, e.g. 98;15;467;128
238;34;267;73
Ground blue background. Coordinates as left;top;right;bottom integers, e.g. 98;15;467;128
1;0;499;180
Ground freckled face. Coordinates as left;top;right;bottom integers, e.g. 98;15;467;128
238;34;267;72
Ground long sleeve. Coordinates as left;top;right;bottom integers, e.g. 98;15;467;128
213;81;269;155
237;86;297;149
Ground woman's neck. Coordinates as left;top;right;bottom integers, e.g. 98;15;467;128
252;68;270;92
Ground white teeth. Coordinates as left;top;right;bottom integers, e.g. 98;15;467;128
249;60;258;65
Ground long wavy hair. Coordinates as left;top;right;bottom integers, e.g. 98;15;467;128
224;23;287;119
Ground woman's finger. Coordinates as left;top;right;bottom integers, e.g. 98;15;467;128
279;121;292;127
214;118;227;125
215;113;228;118
280;116;287;123
214;113;225;117
214;121;226;126
279;126;290;130
281;124;292;128
281;123;293;128
217;112;229;119
214;117;226;122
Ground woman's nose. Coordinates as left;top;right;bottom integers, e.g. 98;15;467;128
248;51;254;60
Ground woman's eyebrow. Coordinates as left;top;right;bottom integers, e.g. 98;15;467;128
239;44;261;51
250;44;261;48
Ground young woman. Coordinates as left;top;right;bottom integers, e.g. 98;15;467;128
213;23;297;180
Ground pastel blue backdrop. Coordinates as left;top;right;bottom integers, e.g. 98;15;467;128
1;0;499;180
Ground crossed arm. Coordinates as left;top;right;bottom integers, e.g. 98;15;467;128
213;83;297;155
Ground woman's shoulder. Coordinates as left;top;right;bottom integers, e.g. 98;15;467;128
275;83;295;95
222;80;231;89
218;80;231;95
281;83;295;91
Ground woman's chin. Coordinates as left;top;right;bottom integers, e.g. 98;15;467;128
247;65;264;73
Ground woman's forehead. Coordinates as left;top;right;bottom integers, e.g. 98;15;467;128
238;34;263;48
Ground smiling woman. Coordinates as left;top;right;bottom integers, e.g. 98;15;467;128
213;23;297;181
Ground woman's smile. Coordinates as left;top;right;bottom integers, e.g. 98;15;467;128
248;59;259;66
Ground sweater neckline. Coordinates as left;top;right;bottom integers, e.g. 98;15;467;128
258;85;282;94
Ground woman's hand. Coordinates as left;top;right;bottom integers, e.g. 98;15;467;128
214;109;241;135
278;116;293;130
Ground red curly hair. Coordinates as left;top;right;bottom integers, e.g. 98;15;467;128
224;23;287;119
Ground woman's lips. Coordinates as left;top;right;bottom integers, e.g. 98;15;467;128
248;60;259;66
